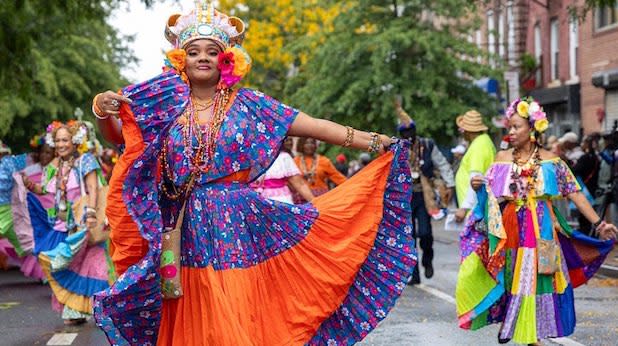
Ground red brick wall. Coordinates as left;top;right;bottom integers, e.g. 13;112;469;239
579;8;618;134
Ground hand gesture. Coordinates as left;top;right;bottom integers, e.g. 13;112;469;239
470;175;485;191
96;91;132;118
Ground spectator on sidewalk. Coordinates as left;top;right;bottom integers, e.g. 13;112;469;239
454;110;495;222
395;101;454;284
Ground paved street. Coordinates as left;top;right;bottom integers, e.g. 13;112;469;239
1;222;617;345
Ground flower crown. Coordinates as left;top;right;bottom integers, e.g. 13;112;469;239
505;97;549;133
29;134;45;149
45;120;88;148
162;0;251;89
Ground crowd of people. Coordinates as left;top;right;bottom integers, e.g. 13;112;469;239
1;1;617;345
0;123;118;325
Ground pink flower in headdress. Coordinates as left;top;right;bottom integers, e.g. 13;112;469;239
531;110;546;122
218;51;235;75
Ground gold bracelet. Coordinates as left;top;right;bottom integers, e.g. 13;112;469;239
342;126;355;147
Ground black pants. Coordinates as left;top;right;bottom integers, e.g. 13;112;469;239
411;191;434;268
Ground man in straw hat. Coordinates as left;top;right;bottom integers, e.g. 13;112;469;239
454;110;495;223
395;101;455;283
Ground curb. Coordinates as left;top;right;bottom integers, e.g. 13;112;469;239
598;264;618;278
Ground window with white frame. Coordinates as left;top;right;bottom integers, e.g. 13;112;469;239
507;2;516;66
487;10;495;66
476;29;482;63
498;12;505;58
550;18;559;81
534;24;542;84
595;4;618;30
569;20;578;80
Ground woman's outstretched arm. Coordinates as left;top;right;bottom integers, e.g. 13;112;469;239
289;112;392;154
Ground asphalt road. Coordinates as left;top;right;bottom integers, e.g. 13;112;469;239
1;222;617;345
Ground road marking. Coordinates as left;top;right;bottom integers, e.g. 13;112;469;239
415;284;456;305
0;302;20;310
414;284;586;346
47;333;78;346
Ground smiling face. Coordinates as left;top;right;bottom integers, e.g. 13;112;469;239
53;127;75;159
184;39;222;86
507;115;532;149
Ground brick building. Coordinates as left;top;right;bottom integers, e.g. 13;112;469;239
475;0;618;136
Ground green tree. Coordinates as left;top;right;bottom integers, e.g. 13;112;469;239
287;0;500;144
0;0;134;151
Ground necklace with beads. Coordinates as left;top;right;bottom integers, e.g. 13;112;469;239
299;154;319;184
161;89;232;200
55;155;75;212
509;145;541;203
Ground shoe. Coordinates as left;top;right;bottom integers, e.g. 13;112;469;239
424;264;434;279
408;267;421;285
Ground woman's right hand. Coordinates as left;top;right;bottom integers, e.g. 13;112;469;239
95;91;132;118
470;175;485;191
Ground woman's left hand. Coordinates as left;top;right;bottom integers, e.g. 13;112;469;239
598;222;618;241
379;135;393;155
86;216;98;231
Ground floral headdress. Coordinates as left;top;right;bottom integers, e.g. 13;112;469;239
163;0;251;89
29;134;45;149
45;120;88;148
505;96;549;134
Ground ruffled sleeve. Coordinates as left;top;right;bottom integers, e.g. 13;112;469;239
204;88;299;183
77;153;101;178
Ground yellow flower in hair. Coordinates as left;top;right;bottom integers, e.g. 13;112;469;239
229;47;251;77
534;118;549;133
166;49;186;72
77;142;89;154
517;101;529;118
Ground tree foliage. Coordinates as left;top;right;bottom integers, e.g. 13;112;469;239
218;0;341;99
286;0;500;144
0;0;133;151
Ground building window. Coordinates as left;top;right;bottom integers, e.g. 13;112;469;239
550;18;559;81
507;2;516;66
569;20;578;80
476;29;482;63
487;10;495;66
534;24;542;85
595;4;618;30
498;12;505;58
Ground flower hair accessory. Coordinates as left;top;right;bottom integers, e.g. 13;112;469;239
45;120;88;147
505;97;549;133
162;0;251;89
29;134;45;149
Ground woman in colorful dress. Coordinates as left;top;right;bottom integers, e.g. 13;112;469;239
0;142;29;268
251;139;314;204
294;137;347;199
23;121;112;325
91;1;415;345
9;137;56;280
456;98;617;345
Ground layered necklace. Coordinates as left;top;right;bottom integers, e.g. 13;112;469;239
161;89;232;200
299;154;319;184
509;145;541;203
55;155;75;212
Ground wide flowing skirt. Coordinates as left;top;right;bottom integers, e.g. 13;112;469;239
39;229;113;315
98;139;416;346
456;200;614;344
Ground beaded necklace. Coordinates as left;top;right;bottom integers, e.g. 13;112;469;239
161;88;232;200
55;155;75;212
509;145;541;203
299;154;319;184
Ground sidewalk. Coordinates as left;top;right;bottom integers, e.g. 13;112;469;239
600;246;618;278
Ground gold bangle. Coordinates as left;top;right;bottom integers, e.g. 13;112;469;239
342;126;355;147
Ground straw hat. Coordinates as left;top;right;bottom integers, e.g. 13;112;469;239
456;110;488;132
